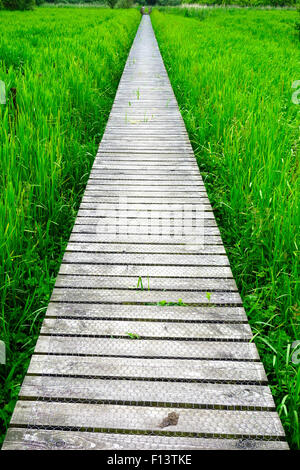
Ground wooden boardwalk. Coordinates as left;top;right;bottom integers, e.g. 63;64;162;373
3;15;287;450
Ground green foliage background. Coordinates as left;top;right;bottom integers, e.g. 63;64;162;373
152;7;299;447
0;7;140;446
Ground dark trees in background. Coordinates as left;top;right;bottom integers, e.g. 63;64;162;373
107;0;117;7
2;0;35;8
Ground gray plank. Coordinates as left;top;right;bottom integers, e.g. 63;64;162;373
62;252;229;267
95;153;195;159
59;264;233;278
55;274;236;291
71;225;220;235
69;233;223;245
79;202;211;209
65;242;225;254
35;336;259;360
27;355;265;382
76;209;215;219
90;170;201;176
85;181;204;187
74;217;217;228
92;163;198;169
50;288;242;306
94;158;196;163
80;197;212;205
3;14;286;449
82;190;208;197
88;174;202;181
74;216;217;226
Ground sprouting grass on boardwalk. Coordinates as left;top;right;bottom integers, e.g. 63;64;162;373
0;7;140;446
152;8;299;447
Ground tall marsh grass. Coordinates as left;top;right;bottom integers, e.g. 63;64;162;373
0;7;140;445
152;8;299;447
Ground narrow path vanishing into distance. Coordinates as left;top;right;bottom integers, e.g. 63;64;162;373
2;15;288;450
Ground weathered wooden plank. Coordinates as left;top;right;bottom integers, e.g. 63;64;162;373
113;100;178;105
69;233;223;245
111;102;179;106
45;303;247;322
100;139;192;145
107;108;185;112
92;166;199;172
88;177;202;184
35;336;258;360
106;123;190;126
74;217;217;227
65;243;225;255
93;163;198;168
27;355;264;382
96;150;194;156
50;288;242;306
106;121;188;125
55;275;236;291
20;376;275;409
62;253;229;267
101;126;189;130
99;146;192;152
72;225;220;235
2;428;289;450
81;198;212;205
112;102;178;106
84;189;208;197
9;402;285;438
101;137;190;143
82;190;207;197
94;163;196;169
86;181;204;187
101;135;190;140
105;110;187;115
88;169;197;176
77;210;214;220
105;134;188;143
103;127;187;131
94;157;196;163
79;201;212;209
92;163;198;170
85;185;205;193
41;318;251;339
59;264;233;278
101;122;190;127
99;129;192;133
92;167;199;173
93;155;194;161
90;170;200;176
113;112;179;117
92;161;198;167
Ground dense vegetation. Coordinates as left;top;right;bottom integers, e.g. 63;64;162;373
0;7;140;446
152;8;299;447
